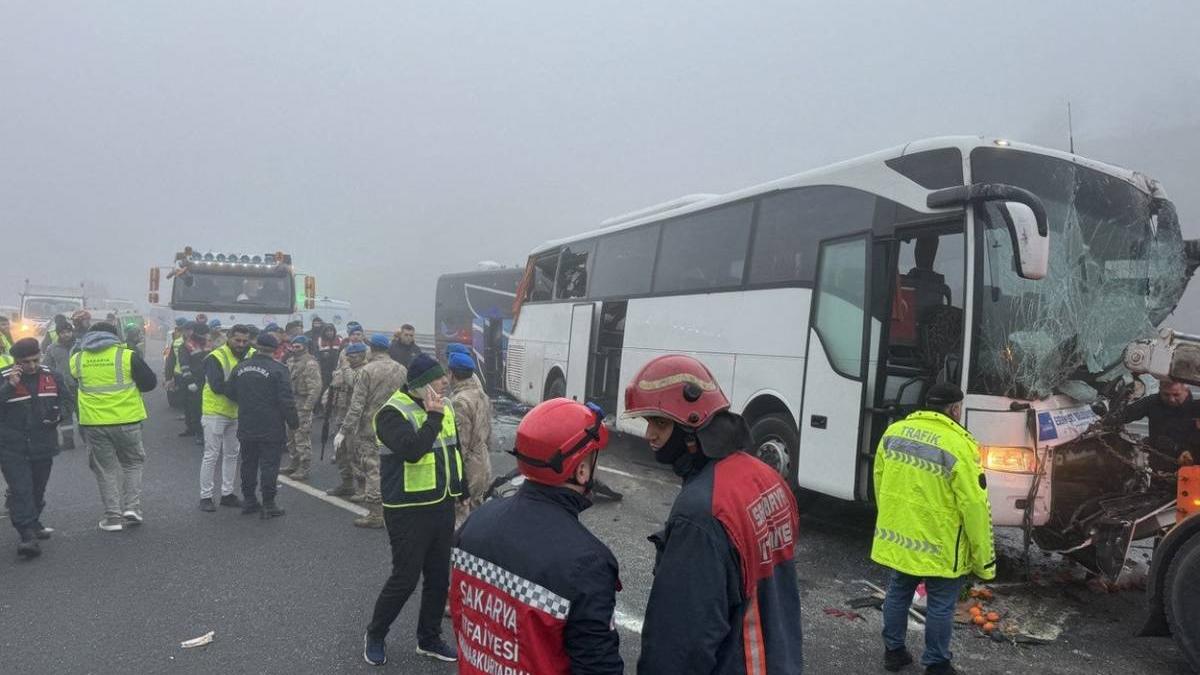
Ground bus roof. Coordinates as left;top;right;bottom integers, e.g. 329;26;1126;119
530;135;1154;256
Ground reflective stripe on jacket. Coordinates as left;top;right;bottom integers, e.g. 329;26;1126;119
70;345;147;426
870;410;996;580
374;390;463;508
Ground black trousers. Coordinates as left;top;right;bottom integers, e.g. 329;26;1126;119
366;500;454;643
1;457;53;534
184;389;202;434
240;438;283;503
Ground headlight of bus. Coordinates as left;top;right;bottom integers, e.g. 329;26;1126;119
979;446;1038;474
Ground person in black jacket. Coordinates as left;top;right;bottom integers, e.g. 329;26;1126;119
0;339;72;558
227;333;298;518
1118;379;1200;472
625;355;803;675
451;397;623;675
387;324;422;368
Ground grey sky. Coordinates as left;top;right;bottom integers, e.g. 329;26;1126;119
2;1;1198;329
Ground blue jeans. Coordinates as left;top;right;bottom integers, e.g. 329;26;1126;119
882;570;965;667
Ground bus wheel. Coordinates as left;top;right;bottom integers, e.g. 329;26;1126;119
1165;532;1200;671
748;412;820;510
544;373;566;401
749;413;796;478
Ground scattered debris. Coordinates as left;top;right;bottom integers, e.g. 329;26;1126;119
180;631;215;649
822;607;866;622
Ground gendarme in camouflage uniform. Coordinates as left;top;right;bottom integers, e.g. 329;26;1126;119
284;348;322;481
338;348;406;528
325;350;367;496
450;373;492;527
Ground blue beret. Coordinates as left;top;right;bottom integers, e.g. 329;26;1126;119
448;351;476;372
344;342;367;355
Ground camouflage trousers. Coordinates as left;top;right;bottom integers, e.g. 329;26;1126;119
455;449;492;529
354;435;381;504
286;409;315;475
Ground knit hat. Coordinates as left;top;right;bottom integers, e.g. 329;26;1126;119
407;353;446;390
208;319;222;329
192;323;210;337
446;343;470;358
264;322;281;333
925;382;964;407
10;338;40;359
290;335;309;347
448;351;476;373
174;317;188;327
368;333;390;350
91;321;118;336
344;342;367;355
255;333;279;350
346;321;363;333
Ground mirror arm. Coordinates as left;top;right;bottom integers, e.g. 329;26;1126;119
927;183;1048;236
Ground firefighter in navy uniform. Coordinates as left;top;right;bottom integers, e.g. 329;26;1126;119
0;339;71;558
450;398;623;675
626;354;803;675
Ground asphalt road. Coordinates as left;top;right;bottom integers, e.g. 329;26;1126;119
0;352;1191;673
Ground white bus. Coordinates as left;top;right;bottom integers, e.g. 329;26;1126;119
505;136;1198;574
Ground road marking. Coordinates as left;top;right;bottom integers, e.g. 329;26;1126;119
276;475;369;516
597;465;677;488
614;606;644;634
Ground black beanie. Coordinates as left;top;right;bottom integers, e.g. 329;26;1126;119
9;338;40;359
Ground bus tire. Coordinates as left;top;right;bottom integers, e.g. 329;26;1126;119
1165;531;1200;671
544;372;566;401
747;413;819;509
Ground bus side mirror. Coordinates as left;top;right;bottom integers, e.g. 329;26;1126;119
1001;201;1049;281
928;183;1050;281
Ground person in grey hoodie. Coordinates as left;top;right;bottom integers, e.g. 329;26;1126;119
69;323;157;531
41;326;78;449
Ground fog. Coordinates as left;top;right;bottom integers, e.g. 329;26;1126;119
2;2;1198;330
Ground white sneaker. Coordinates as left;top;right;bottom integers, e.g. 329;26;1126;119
122;511;144;526
98;516;124;532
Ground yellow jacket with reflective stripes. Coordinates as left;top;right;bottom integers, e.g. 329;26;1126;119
202;345;252;418
0;333;11;369
871;410;996;580
70;344;148;426
373;390;464;508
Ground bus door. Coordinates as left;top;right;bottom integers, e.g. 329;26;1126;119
797;235;870;500
861;222;968;495
565;302;596;403
590;301;627;415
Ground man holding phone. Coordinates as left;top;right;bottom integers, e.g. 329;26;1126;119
0;339;72;558
361;353;461;666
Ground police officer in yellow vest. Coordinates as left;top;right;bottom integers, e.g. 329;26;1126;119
197;324;254;512
363;353;463;665
69;322;157;532
872;383;995;675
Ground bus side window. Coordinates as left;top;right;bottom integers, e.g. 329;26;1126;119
555;242;593;300
529;251;560;302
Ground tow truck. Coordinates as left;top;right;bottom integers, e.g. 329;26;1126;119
1111;329;1200;669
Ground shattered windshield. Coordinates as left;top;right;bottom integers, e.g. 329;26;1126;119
969;148;1189;399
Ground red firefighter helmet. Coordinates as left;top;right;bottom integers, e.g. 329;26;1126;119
623;354;730;429
512;398;609;485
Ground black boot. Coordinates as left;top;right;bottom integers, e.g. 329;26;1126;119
241;499;261;515
261;501;286;519
884;647;914;672
17;531;41;559
925;662;958;675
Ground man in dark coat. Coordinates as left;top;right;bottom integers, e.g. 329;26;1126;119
0;338;72;558
227;333;298;518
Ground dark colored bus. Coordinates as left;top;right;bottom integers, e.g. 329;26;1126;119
434;267;523;393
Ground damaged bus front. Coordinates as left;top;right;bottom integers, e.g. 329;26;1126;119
964;146;1198;579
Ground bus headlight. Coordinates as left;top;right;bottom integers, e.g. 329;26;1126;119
979;446;1037;474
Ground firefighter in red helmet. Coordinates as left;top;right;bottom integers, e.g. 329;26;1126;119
449;398;624;674
627;354;804;674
